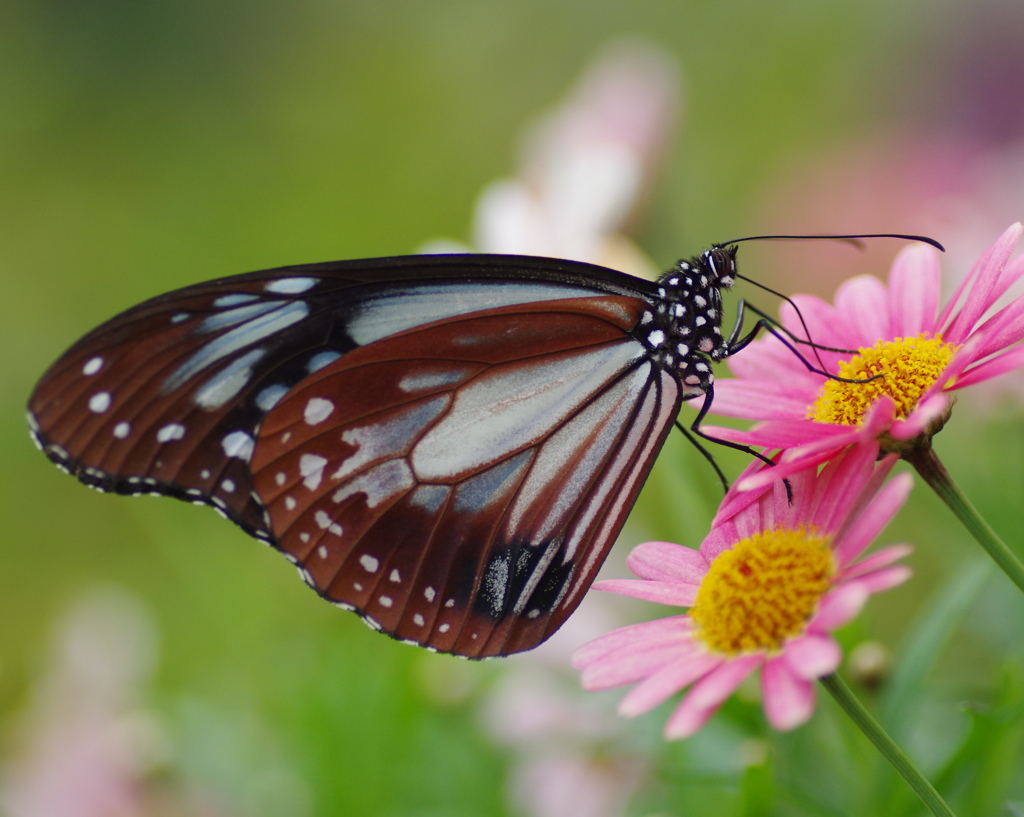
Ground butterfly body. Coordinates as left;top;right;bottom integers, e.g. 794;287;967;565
29;249;738;657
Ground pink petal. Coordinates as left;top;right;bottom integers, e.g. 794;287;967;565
889;243;941;337
805;441;884;535
699;521;741;562
840;543;912;580
708;379;818;421
727;332;832;387
572;616;692;667
664;654;762;739
782;634;842;679
581;640;701;690
965;295;1024;362
735;441;855;491
810;583;869;630
835;274;891;345
954;344;1024;389
941;223;1023;343
853;565;913;594
663;696;717;740
619;651;723;715
626;541;709;582
762;656;816;730
712;467;773;526
593;579;697;607
833;473;912;567
701;419;851;451
993;251;1024;296
889;393;952;440
779;293;861;352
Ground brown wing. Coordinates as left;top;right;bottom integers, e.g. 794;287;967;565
251;297;681;657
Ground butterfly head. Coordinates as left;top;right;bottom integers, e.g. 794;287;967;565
699;244;739;289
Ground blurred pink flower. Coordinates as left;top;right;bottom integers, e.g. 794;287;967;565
479;590;650;817
573;445;912;739
752;134;1024;298
701;224;1024;486
509;754;646;817
0;588;231;817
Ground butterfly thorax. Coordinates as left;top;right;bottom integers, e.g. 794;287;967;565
636;245;737;398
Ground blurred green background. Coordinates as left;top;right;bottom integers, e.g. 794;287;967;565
3;1;1024;815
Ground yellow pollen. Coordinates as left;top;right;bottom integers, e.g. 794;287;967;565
808;334;958;426
690;526;834;655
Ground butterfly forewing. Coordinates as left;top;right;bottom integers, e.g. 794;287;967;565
250;297;680;656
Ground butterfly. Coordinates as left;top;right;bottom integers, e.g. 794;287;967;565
27;236;939;657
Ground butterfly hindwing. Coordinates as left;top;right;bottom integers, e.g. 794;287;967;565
250;297;681;656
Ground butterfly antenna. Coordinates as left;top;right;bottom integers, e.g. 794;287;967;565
718;232;945;252
723;230;944;374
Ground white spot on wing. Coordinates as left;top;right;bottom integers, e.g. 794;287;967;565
265;277;317;294
164;301;309;393
299;453;328;490
88;392;111;413
413;613;425;626
304;397;334;425
82;357;103;376
193;348;266;409
398;367;473;393
412;342;643;481
330;460;414;509
221;479;235;493
156;423;186;443
314;510;332;529
255;383;289;411
389;569;401;583
307;351;342;373
379;596;393;608
424;587;436;602
317;545;328;559
213;293;259;308
360;554;379;573
347;281;600;346
330;397;448;483
113;422;131;439
221;431;255;461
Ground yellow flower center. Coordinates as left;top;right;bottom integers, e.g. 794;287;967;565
808;334;958;425
690;527;834;655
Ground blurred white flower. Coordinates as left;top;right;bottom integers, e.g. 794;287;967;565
426;39;680;282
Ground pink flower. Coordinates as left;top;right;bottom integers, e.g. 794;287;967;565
572;444;912;739
701;223;1024;486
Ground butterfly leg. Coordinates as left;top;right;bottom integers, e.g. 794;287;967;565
727;299;881;385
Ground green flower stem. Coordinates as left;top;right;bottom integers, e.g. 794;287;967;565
820;673;955;817
905;445;1024;595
